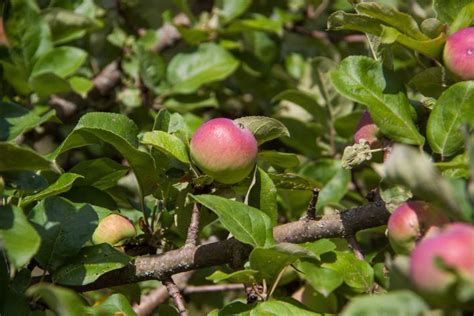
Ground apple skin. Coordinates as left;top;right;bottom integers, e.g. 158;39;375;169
354;110;380;147
443;27;474;80
387;201;449;255
190;118;258;184
92;214;136;246
409;223;474;306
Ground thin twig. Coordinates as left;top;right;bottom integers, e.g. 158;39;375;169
185;203;200;247
133;271;192;316
183;283;244;295
268;266;288;299
305;188;320;221
347;235;364;260
163;275;188;316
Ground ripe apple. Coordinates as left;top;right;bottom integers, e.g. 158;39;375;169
190;118;258;184
410;223;474;305
387;201;449;255
92;214;136;246
443;27;474;80
354;110;380;147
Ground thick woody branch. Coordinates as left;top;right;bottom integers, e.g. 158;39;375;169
37;200;389;292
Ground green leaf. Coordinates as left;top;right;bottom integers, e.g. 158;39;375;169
29;72;72;98
53;244;130;286
2;171;48;193
234;116;290;145
258;151;300;169
408;67;448;98
141;131;190;164
26;283;86;316
1;61;32;95
29;197;98;270
0;205;41;269
450;3;474;33
209;299;318;316
227;15;283;34
207;270;259;284
138;49;165;92
216;0;252;23
302;239;337;260
69;158;129;190
250;243;315;281
43;8;97;44
254;300;318;315
31;47;87;78
4;0;52;71
322;252;374;293
20;173;83;207
427;81;474;157
91;293;137;316
272;90;326;124
163;94;219;113
327;11;446;58
342;290;429;316
248;168;278;225
269;173;316;191
0;143;52;171
69;76;93;96
297;261;343;297
385;145;470;221
192;194;274;248
167;43;239;94
0;103;56;142
316;162;350;211
51;112;158;196
434;0;473;24
330;56;424;145
356;2;428;41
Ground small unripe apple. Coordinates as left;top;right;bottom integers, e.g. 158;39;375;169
92;214;136;246
190;118;258;184
443;27;474;80
354;110;380;147
387;201;449;255
410;223;474;305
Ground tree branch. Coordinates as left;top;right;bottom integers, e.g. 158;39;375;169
33;199;389;292
185;203;200;247
162;275;188;316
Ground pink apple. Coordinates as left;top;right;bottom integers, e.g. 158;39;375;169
354;110;380;147
387;201;449;255
190;118;258;184
410;223;474;304
443;27;474;80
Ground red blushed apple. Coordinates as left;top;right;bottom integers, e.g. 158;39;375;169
190;118;258;184
444;27;474;80
387;201;449;255
354;110;380;147
92;214;136;246
410;223;474;305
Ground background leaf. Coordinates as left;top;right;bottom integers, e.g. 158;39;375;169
0;205;41;269
167;43;239;94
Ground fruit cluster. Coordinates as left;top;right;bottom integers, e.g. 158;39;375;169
387;202;474;307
